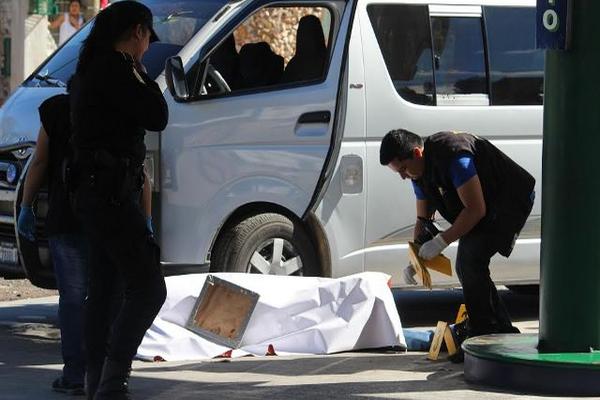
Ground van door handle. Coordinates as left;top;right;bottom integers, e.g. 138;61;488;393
298;111;331;124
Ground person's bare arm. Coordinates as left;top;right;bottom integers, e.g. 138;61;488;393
22;127;49;206
440;175;486;244
48;14;65;30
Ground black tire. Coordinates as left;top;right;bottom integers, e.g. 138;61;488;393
210;213;320;276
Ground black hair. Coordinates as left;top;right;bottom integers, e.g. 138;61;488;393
379;129;423;165
76;1;151;75
69;0;82;6
77;7;116;74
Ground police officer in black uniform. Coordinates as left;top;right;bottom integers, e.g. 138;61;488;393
379;130;535;343
69;2;168;399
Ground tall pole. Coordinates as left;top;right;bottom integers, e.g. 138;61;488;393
463;2;600;393
539;0;600;352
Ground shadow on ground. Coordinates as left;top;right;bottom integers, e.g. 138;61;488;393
1;325;545;400
0;289;542;399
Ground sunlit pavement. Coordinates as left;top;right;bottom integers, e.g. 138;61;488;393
0;291;549;400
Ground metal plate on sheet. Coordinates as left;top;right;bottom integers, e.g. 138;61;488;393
185;275;259;349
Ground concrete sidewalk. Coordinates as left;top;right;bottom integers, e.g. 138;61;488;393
1;325;555;400
0;297;577;400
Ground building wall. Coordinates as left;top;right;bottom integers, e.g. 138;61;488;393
0;0;12;104
8;0;26;97
24;14;57;77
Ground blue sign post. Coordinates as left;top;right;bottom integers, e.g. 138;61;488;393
537;0;573;50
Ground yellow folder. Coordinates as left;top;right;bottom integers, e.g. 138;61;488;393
408;242;452;289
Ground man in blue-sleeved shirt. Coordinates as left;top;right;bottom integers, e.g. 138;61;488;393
380;129;535;350
412;155;477;201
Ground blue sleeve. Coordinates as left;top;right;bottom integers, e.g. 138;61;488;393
412;180;426;200
449;155;477;188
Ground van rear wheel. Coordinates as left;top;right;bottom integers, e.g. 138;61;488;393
210;213;319;276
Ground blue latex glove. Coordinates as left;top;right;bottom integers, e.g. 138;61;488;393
17;206;36;242
146;216;154;235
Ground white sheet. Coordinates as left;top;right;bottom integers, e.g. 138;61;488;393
137;272;406;361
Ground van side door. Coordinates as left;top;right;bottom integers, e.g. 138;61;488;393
160;0;355;270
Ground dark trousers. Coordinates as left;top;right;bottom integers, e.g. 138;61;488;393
455;230;515;336
74;188;166;367
49;234;90;384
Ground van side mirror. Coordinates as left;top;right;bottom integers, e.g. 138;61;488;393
165;56;189;101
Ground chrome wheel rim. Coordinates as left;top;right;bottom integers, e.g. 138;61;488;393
247;238;303;275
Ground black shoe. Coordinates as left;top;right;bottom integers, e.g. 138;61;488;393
450;319;470;346
447;319;470;364
93;359;132;400
500;325;521;334
86;362;104;400
448;348;464;363
52;377;85;396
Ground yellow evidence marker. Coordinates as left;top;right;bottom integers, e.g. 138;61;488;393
427;321;458;360
455;303;468;324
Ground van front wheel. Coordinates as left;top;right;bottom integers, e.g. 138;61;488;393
210;213;320;276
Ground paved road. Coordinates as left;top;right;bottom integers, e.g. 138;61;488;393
0;288;558;400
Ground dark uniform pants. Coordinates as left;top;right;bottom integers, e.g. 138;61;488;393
75;187;166;366
456;230;516;336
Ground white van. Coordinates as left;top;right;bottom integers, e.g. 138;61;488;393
0;0;542;290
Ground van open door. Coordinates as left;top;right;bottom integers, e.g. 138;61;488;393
161;0;357;277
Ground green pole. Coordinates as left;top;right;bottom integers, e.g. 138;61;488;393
539;0;600;352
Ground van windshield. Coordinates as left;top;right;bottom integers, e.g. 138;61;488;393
25;0;228;87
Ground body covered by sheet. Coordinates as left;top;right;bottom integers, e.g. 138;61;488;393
137;272;406;361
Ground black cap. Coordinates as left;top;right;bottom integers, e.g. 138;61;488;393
106;1;159;43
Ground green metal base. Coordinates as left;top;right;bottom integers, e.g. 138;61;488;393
463;334;600;396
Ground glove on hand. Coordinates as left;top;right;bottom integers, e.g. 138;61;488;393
403;264;418;285
418;233;448;260
17;206;36;242
146;216;154;235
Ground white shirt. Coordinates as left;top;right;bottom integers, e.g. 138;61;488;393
58;13;83;46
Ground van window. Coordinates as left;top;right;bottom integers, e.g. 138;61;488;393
484;7;544;105
189;6;332;97
24;0;227;87
368;5;541;107
25;23;92;87
431;17;488;105
367;5;434;106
